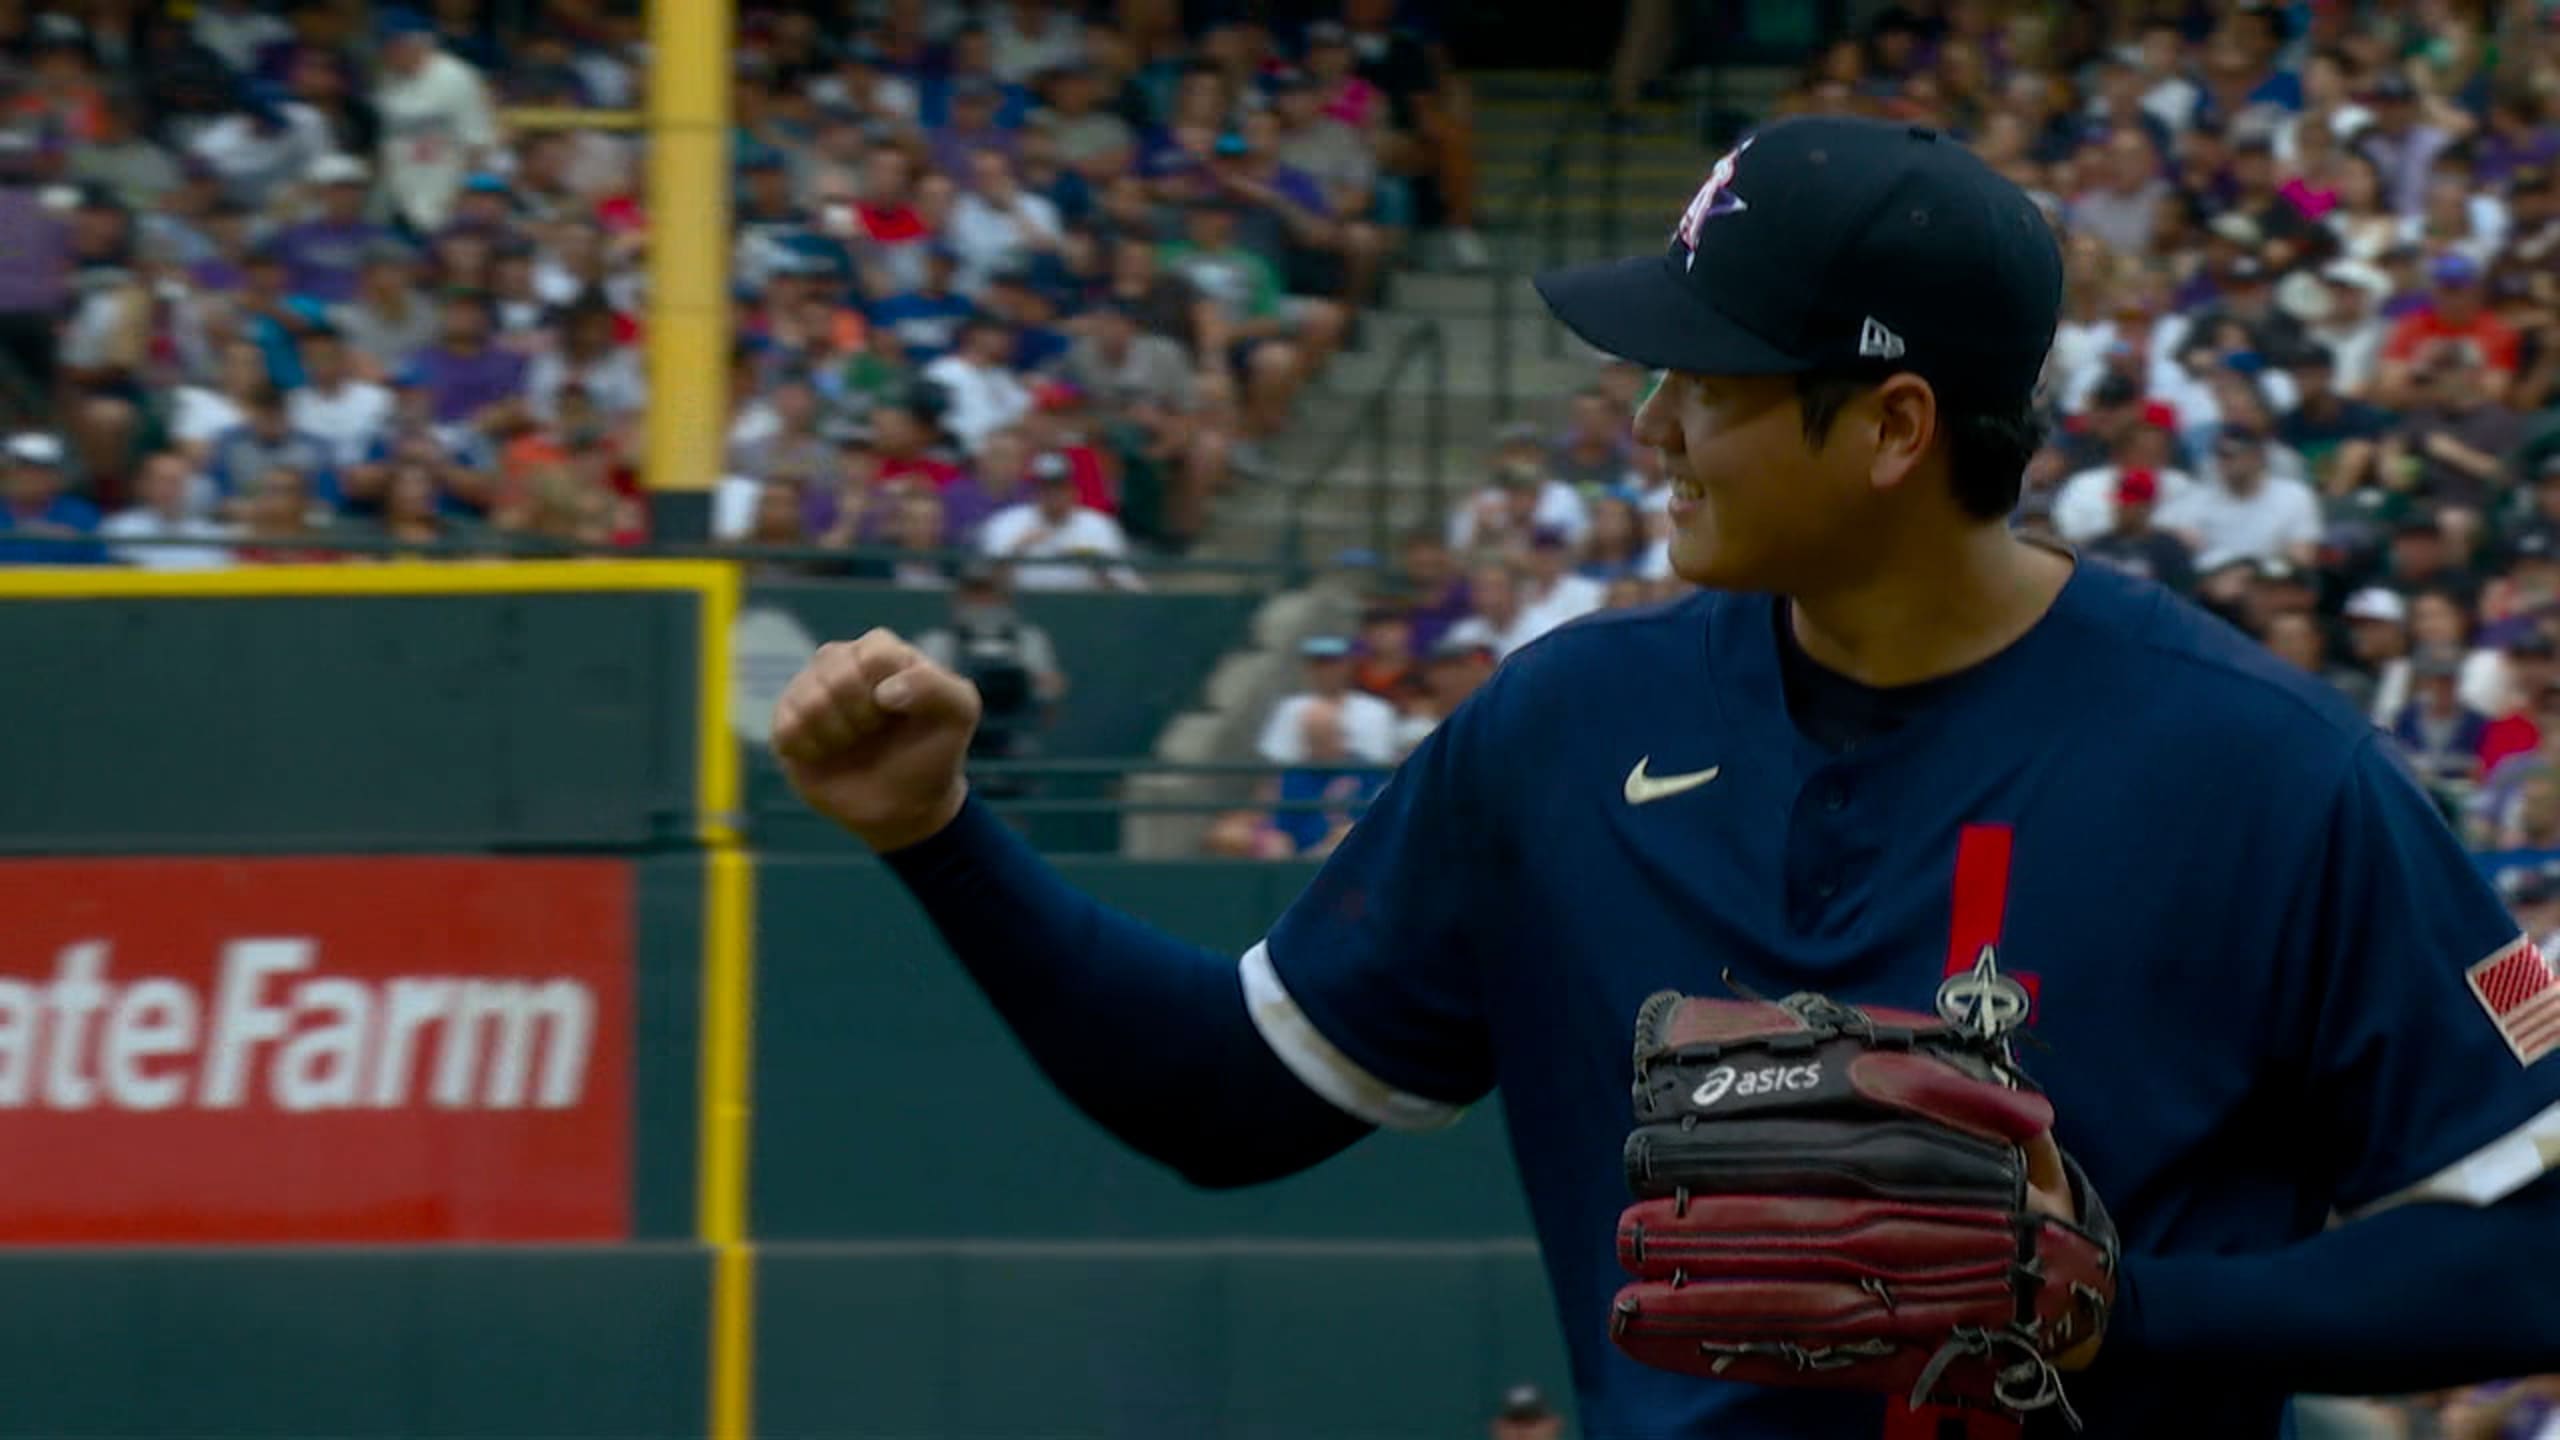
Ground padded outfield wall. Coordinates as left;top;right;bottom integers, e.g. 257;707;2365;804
0;564;1568;1439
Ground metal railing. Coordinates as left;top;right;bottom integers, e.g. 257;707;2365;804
758;756;1392;823
1487;77;1618;422
0;528;1316;582
1275;317;1447;575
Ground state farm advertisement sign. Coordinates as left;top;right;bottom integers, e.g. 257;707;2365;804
0;858;635;1243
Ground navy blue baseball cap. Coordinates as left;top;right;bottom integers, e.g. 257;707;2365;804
1533;115;2063;411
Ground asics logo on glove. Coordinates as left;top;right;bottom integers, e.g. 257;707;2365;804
1690;1062;1822;1108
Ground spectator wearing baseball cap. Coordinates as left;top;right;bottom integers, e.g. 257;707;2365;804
2391;649;2490;793
2053;405;2197;545
1515;525;1607;641
2083;468;2199;596
976;448;1142;593
2376;252;2522;407
0;432;105;566
1259;633;1401;768
2343;586;2415;727
267;153;393;305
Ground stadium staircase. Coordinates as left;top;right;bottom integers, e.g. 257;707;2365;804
1124;67;1794;855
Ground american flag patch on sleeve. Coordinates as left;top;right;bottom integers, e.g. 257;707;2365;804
2468;936;2560;1066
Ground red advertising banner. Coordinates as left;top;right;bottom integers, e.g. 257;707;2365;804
0;857;635;1244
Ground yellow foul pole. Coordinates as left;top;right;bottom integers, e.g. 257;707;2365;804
645;0;734;544
644;15;751;1439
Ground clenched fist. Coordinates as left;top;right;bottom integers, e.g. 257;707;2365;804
770;628;981;852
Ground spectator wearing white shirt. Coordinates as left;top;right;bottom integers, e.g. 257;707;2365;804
190;0;293;73
373;8;502;235
2052;427;2200;545
946;150;1064;296
923;318;1035;455
101;452;235;570
1258;635;1402;767
1515;528;1607;638
1443;557;1546;659
979;459;1143;591
2157;426;2322;574
527;299;647;423
286;330;395;471
188;84;336;213
2343;586;2414;729
985;0;1084;84
1449;456;1590;554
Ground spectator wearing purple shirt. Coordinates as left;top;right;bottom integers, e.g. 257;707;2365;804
2472;93;2560;190
402;289;528;426
185;198;258;297
269;154;393;304
928;79;1022;183
933;425;1037;546
1209;124;1335;284
1395;528;1472;658
2362;73;2456;218
0;155;72;401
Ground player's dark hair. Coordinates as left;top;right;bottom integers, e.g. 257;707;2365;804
1793;370;2046;523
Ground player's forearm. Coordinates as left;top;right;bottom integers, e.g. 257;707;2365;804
2108;1173;2560;1394
877;794;1373;1187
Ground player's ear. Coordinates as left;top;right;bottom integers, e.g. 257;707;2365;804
1866;373;1939;495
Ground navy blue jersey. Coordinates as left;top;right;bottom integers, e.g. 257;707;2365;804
1243;560;2560;1439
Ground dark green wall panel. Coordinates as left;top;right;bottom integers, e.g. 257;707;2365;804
740;585;1261;853
1;593;699;854
753;1246;1575;1440
749;856;1538;1241
0;1249;708;1439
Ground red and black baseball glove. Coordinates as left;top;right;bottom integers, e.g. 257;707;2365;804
1610;985;2117;1427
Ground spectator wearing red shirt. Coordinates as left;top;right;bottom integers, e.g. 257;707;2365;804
853;141;935;296
871;392;965;495
2479;636;2560;775
2378;253;2521;407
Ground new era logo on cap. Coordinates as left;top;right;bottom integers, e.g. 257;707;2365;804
1532;115;2062;411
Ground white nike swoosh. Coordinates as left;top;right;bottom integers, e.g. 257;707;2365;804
1624;758;1721;805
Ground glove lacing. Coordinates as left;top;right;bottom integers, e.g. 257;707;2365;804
1909;1326;2085;1433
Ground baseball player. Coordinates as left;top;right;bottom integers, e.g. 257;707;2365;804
771;117;2560;1438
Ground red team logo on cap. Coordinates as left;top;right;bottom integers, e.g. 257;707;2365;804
2469;934;2560;1065
1673;138;1753;268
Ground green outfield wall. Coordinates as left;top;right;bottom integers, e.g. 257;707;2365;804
0;575;1570;1440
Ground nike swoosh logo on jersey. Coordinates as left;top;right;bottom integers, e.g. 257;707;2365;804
1623;758;1721;805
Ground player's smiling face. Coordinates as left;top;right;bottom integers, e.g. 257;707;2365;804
1634;371;1883;590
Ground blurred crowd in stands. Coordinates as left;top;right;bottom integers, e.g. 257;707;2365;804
1226;0;2560;908
0;0;1485;572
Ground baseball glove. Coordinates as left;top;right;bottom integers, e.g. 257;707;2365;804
1610;983;2117;1427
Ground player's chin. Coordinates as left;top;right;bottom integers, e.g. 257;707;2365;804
1668;523;1762;591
